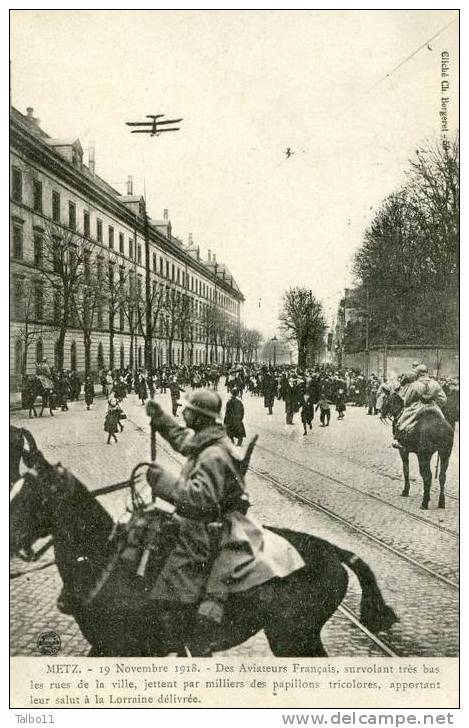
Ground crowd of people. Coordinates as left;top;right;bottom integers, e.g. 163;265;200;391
28;357;459;445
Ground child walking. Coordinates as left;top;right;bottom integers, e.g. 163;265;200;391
104;394;120;444
316;396;331;427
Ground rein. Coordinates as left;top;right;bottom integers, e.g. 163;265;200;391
10;465;149;580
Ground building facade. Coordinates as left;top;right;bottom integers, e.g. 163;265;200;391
10;107;244;395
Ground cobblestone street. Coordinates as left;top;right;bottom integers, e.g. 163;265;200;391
10;389;459;658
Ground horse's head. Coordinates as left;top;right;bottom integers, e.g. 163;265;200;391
380;389;404;420
10;431;54;560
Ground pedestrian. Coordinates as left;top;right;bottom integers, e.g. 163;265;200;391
104;394;120;444
169;376;185;417
84;375;95;410
300;391;315;435
137;374;148;405
224;388;246;446
335;389;346;420
316;396;331;427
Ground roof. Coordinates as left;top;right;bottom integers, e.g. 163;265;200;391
10;105;244;300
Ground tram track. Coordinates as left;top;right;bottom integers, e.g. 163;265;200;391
252;419;459;503
253;442;459;539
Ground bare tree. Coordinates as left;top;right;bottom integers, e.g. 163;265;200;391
11;274;51;383
41;223;95;371
70;255;102;376
279;287;326;369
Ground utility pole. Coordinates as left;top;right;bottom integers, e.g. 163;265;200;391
143;199;152;370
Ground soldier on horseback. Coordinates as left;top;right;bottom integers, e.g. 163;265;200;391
145;390;304;655
392;364;447;450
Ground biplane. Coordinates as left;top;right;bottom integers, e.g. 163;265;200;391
125;114;183;137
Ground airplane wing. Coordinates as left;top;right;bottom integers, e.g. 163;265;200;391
130;129;153;133
155;128;180;133
126;122;153;126
146;114;165;119
155;118;183;126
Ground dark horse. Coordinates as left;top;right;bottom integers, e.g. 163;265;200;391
381;390;454;510
23;376;54;418
10;429;397;657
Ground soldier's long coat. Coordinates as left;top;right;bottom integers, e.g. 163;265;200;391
146;413;304;603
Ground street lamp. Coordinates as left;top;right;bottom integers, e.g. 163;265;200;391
272;336;278;367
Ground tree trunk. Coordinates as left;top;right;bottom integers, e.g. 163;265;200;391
84;334;91;377
109;323;115;370
56;325;67;371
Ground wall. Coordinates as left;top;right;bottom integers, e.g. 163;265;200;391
343;346;459;379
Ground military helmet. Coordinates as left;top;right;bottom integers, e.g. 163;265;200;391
184;389;222;420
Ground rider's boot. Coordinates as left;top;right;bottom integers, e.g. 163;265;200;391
187;598;225;657
392;431;409;450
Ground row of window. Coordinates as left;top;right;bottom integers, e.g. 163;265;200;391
11;165;238;309
13;336;220;377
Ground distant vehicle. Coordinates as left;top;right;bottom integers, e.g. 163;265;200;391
285;147;294;159
125;114;183;137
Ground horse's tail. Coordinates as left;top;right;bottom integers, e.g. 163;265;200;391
336;547;398;633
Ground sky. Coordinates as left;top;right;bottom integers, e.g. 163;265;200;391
10;9;459;337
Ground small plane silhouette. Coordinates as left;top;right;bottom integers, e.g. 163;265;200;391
285;147;294;159
125;114;182;137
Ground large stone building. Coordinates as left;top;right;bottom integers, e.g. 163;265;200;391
10;106;244;395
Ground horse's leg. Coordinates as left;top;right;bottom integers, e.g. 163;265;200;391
264;564;347;657
418;454;432;509
399;449;410;497
437;452;450;509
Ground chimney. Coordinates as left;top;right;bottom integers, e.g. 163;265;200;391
88;143;96;176
213;253;216;263
197;245;200;260
163;209;168;222
208;249;212;262
26;107;40;127
126;175;133;195
188;233;193;246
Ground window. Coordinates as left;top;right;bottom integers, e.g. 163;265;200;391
84;251;91;284
171;264;175;281
119;232;124;254
97;257;103;284
177;268;180;285
52;236;61;272
34;281;44;320
12;276;24;319
166;261;170;279
160;257;164;275
137;245;142;265
137;275;142;298
36;339;43;364
119;305;125;332
12;223;23;259
108;226;114;248
83;210;90;237
120;344;125;369
33;180;43;212
153;253;157;273
70;341;77;370
69;201;76;230
52;191;61;222
97;342;104;370
33;233;43;267
97;219;103;242
129;239;133;260
12;167;22;203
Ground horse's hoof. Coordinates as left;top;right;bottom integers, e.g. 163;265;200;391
401;491;409;497
420;503;429;510
438;501;445;509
